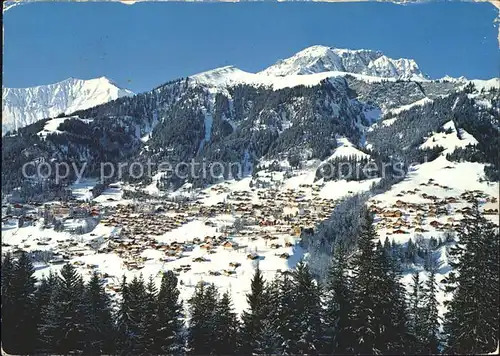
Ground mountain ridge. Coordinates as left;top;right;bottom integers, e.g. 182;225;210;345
2;76;134;134
259;45;428;80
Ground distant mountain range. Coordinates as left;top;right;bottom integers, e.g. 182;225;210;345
2;77;134;134
2;45;498;196
259;45;427;80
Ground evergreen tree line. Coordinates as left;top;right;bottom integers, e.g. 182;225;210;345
1;207;498;355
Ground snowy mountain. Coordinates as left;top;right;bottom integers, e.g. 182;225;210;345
259;45;428;80
1;45;498;349
2;77;134;134
2;45;498;197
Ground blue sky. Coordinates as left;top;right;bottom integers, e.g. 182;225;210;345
3;1;499;93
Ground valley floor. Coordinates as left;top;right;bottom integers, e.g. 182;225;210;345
2;146;498;321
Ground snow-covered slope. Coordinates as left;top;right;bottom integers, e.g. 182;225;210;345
259;45;428;80
188;45;432;93
440;76;500;92
189;65;395;91
2;77;134;134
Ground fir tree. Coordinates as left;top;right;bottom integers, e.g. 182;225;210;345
350;211;411;354
254;318;282;355
155;271;184;354
213;291;240;355
11;252;38;354
421;268;441;354
349;212;381;354
39;263;87;354
408;272;425;354
141;275;159;353
115;276;133;354
33;272;58;352
385;253;412;355
187;282;219;355
127;275;147;353
383;236;392;257
82;271;115;355
443;204;499;354
1;253;17;353
292;261;323;354
378;241;411;354
323;242;354;354
273;273;295;354
1;253;38;352
241;264;268;354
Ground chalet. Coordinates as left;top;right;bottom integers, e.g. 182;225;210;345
260;220;275;226
483;208;499;215
200;243;212;250
383;210;403;218
393;229;408;234
106;284;122;293
247;253;259;260
461;207;473;214
222;241;236;249
430;220;441;228
414;227;428;233
49;257;66;265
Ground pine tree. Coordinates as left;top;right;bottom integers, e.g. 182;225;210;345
383;236;392;257
349;211;381;354
10;252;38;354
213;291;240;354
421;268;441;354
349;211;411;354
241;264;268;354
33;272;58;352
323;242;354;354
292;261;323;354
82;271;115;355
272;273;295;354
115;276;133;354
141;275;159;354
155;271;184;354
39;263;87;354
408;272;425;354
254;318;282;355
1;252;38;353
443;204;499;354
406;238;417;264
377;242;411;355
187;282;219;355
1;253;17;353
125;275;147;353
